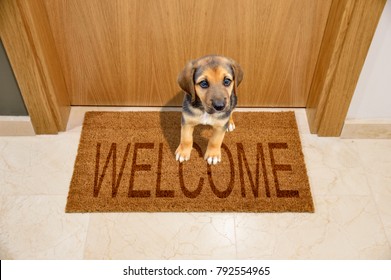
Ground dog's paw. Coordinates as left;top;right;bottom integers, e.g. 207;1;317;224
175;144;192;163
226;122;236;132
204;148;222;165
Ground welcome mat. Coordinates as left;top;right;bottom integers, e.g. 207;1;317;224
66;111;314;213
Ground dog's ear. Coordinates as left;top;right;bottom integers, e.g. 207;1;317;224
177;60;196;102
230;59;244;95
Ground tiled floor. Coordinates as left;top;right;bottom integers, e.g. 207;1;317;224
0;107;390;259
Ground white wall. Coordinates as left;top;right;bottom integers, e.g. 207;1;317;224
346;0;391;120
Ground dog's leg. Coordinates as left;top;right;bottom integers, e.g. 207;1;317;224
227;114;236;132
204;126;226;165
175;124;194;162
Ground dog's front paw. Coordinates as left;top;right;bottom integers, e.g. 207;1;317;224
175;144;192;163
226;122;236;132
204;147;221;165
226;116;236;132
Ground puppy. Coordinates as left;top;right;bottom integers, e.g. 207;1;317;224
175;55;243;165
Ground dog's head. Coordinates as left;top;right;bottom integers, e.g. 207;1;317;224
178;55;243;114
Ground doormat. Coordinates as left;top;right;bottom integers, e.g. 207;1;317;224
66;111;314;213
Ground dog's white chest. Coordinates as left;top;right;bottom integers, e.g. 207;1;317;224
200;112;214;125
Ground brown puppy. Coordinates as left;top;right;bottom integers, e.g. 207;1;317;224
175;55;243;165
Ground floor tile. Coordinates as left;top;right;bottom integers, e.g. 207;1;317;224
0;195;89;259
301;136;372;196
0;135;79;195
354;140;391;247
84;213;236;259
235;195;391;259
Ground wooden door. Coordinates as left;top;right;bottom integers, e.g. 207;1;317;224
1;0;385;135
43;0;332;107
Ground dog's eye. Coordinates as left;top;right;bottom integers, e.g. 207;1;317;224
199;80;209;89
223;78;232;87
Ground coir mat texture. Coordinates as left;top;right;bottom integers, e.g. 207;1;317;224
66;111;314;213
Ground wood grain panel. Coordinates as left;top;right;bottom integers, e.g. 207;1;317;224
0;0;70;134
306;0;386;136
306;0;356;134
43;0;332;107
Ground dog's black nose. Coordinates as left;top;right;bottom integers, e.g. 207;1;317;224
212;100;226;111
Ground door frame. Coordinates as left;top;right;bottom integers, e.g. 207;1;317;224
0;0;386;136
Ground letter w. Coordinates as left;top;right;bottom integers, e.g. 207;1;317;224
93;143;131;197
